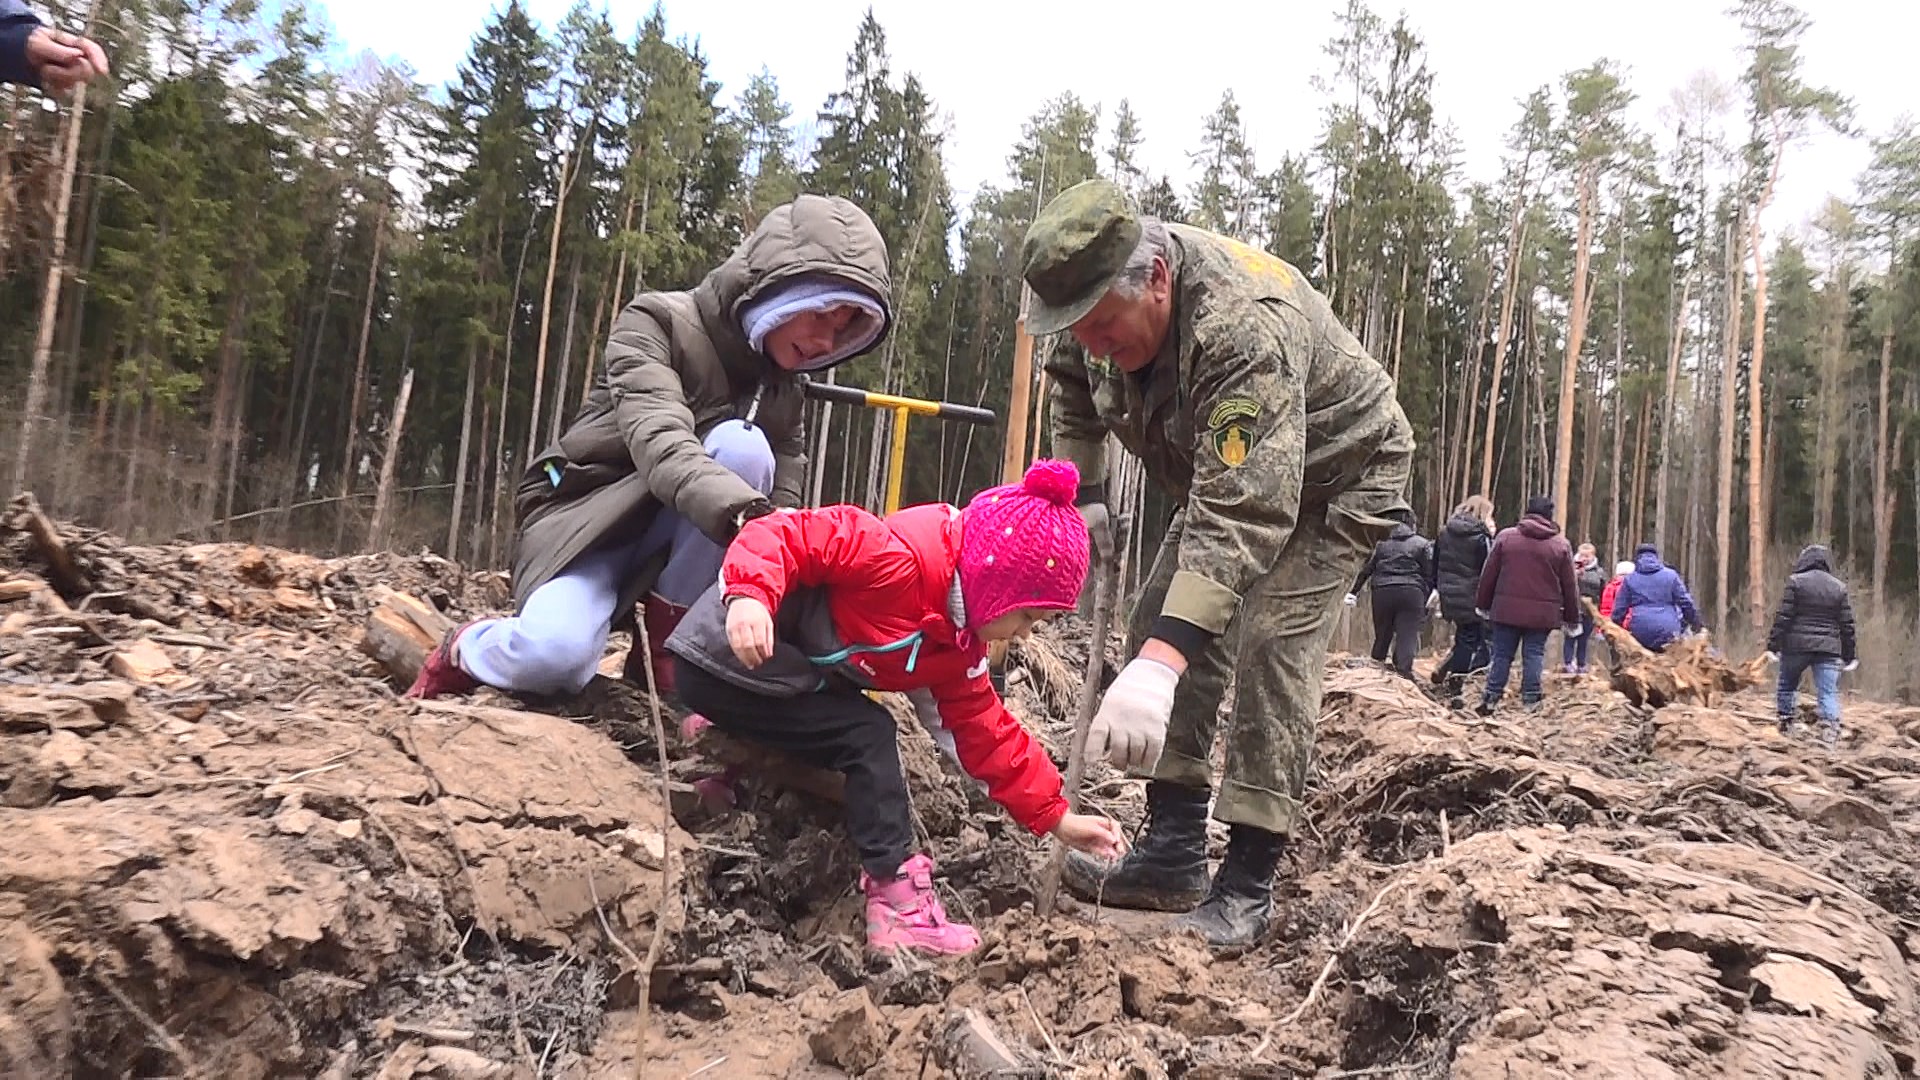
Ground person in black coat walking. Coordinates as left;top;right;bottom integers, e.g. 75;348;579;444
1430;495;1496;704
1346;514;1436;679
1766;544;1858;746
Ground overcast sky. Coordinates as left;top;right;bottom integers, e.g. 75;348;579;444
316;0;1913;244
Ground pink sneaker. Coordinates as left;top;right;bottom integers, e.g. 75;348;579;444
405;622;480;699
861;854;980;957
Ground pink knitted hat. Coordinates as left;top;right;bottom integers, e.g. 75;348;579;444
957;459;1090;630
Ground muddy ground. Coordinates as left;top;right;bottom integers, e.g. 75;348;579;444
4;504;1920;1078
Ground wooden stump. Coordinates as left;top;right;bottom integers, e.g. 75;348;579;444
1590;600;1764;708
359;586;455;685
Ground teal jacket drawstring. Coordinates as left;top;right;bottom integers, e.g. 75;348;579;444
809;630;926;675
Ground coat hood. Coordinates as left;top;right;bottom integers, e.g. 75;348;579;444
1635;548;1665;575
1516;514;1560;541
1445;512;1489;539
1794;544;1833;575
698;194;894;379
1388;521;1416;542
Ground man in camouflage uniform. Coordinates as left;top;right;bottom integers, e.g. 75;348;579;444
1029;179;1414;949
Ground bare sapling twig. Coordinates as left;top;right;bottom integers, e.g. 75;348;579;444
1251;876;1406;1060
1036;511;1128;916
630;614;677;1080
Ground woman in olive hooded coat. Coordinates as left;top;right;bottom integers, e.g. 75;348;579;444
408;194;893;699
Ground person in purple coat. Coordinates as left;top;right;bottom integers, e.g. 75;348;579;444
1611;543;1704;653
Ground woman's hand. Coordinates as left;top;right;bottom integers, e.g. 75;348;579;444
1051;813;1128;860
725;597;775;668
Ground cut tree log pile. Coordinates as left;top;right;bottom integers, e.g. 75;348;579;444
6;509;1920;1078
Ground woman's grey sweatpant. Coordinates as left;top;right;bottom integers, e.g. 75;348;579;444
458;420;775;695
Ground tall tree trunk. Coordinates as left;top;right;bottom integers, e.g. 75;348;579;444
1812;274;1844;539
335;199;389;549
1554;167;1597;523
1871;326;1894;616
1608;257;1629;557
203;277;252;527
52;90;115;512
489;227;539;570
525;146;575;465
9;34;95;498
549;250;584;441
1630;387;1653;548
1744;135;1783;631
0;85;23;276
366;368;415;552
448;340;481;561
580;285;608;411
473;398;494;564
1577;379;1603;545
1654;275;1693;552
1388;254;1411;381
1455;262;1495;503
1715;215;1743;633
219;360;252;537
1481;214;1531;495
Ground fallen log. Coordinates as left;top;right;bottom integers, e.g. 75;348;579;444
1589;600;1764;708
5;492;91;597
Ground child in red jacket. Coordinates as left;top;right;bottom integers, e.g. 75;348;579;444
1600;560;1634;627
664;460;1125;957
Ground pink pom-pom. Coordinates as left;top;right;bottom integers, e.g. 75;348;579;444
1021;458;1080;505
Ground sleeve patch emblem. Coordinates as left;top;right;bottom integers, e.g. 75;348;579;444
1207;397;1262;468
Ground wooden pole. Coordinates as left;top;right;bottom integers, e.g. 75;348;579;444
990;292;1038;675
10;1;98;498
1000;287;1037;485
883;406;911;515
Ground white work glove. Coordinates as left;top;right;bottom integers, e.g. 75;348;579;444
1843;659;1860;673
1087;657;1178;772
1563;623;1583;638
1474;608;1492;622
1425;591;1441;614
1343;593;1358;608
1765;651;1780;664
1079;502;1114;559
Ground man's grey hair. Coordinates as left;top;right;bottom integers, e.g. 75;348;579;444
1108;217;1170;299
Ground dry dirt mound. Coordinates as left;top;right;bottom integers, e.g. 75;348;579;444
6;506;1920;1078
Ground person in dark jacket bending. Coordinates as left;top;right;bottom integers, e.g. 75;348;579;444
1474;496;1581;713
1766;544;1858;746
405;195;893;701
1431;495;1495;704
1346;515;1436;679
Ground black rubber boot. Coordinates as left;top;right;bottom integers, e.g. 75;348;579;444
1061;781;1210;911
1174;824;1285;952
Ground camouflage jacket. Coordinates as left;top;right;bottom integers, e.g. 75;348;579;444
1044;224;1414;634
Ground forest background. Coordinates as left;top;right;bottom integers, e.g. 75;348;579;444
3;0;1918;696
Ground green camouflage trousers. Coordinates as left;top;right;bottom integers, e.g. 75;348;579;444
1131;490;1402;835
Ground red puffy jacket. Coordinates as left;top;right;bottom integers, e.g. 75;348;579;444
1599;575;1624;622
722;503;1068;835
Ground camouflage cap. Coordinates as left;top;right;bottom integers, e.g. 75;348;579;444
1020;179;1143;335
